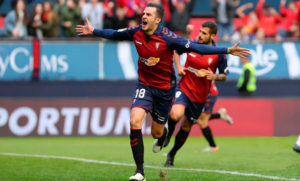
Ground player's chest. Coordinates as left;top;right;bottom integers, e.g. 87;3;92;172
133;34;170;57
186;53;219;69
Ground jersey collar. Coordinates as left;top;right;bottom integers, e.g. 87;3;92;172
153;25;162;35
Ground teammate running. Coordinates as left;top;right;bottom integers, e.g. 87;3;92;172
76;3;250;180
158;21;230;167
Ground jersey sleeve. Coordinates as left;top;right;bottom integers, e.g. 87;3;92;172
217;55;229;75
93;25;141;41
163;31;228;55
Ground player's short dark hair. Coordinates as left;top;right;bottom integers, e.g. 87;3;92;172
146;2;164;21
202;21;218;35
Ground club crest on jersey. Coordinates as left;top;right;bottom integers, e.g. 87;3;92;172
139;56;160;66
156;42;160;50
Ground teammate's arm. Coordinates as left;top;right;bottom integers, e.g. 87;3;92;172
76;18;137;40
206;68;227;81
173;51;186;76
206;54;229;81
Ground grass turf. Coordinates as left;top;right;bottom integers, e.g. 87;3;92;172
0;137;299;181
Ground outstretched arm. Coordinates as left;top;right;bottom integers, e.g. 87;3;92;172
169;34;250;58
256;0;264;18
236;3;253;17
75;18;136;40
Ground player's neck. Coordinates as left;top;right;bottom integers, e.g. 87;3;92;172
208;41;213;46
144;25;159;36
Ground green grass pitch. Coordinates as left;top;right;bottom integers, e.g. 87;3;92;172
0;137;299;181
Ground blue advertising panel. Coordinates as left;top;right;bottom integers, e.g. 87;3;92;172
40;42;99;80
0;42;33;80
220;43;296;79
0;41;300;80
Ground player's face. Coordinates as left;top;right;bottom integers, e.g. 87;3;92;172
142;7;161;33
197;27;214;44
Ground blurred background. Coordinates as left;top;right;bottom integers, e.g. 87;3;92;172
0;0;299;137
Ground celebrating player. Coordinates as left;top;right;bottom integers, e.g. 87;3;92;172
76;3;250;180
160;21;230;167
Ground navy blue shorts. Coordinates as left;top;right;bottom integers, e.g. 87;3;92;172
173;88;204;124
203;95;218;113
131;83;175;124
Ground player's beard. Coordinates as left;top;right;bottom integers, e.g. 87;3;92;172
199;37;212;45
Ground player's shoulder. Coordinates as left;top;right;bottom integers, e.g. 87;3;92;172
127;24;142;31
159;26;178;39
119;24;142;35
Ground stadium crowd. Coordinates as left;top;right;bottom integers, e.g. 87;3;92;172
0;0;299;42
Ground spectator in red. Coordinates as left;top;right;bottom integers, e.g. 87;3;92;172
42;1;59;37
115;0;140;18
289;22;300;39
236;3;259;39
256;0;282;38
297;0;300;24
110;5;129;30
104;0;115;17
279;0;298;38
103;0;115;28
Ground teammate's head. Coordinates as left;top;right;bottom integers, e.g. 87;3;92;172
142;3;164;34
198;21;217;45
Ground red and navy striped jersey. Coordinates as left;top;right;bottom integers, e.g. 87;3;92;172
179;44;228;103
93;25;228;90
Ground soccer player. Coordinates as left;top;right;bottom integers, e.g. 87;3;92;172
161;21;229;167
293;135;300;153
76;3;250;180
197;80;233;153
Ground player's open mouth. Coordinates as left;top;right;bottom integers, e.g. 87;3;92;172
142;21;148;26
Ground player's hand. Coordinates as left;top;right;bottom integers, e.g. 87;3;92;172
206;68;216;80
75;18;94;36
227;42;251;58
186;24;194;34
177;66;187;76
245;3;253;8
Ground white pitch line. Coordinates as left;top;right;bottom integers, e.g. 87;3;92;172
0;153;299;181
